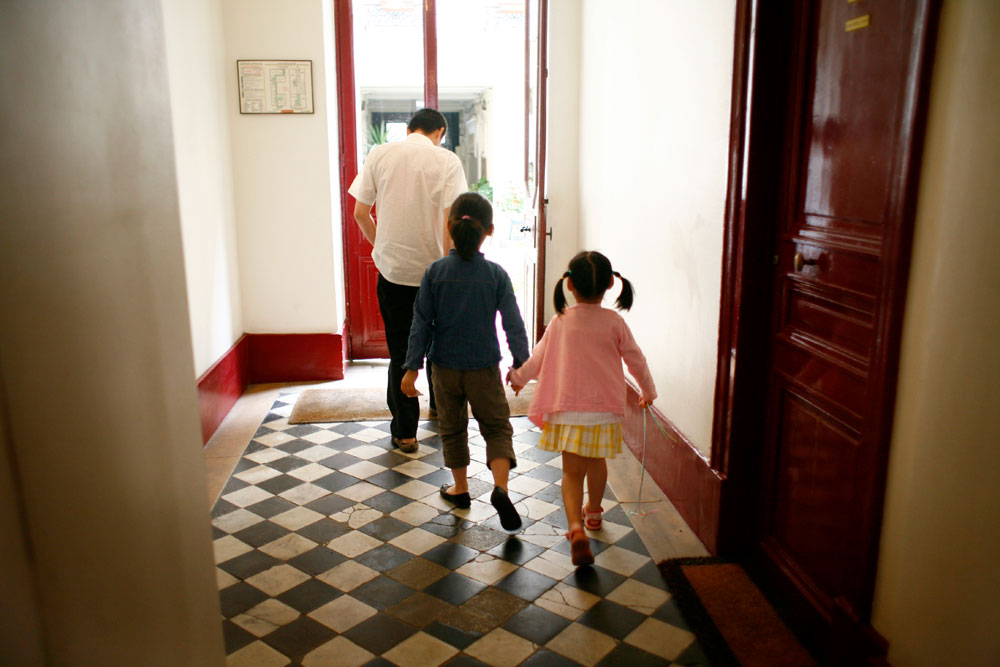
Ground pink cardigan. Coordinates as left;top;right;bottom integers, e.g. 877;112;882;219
509;304;657;426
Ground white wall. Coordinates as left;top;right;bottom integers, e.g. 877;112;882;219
872;1;1000;663
575;0;735;454
0;1;224;662
162;0;244;376
222;0;343;334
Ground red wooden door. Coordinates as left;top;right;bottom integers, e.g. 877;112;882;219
755;0;936;657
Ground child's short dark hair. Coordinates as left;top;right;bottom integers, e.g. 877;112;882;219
554;250;634;314
449;192;494;260
408;108;447;135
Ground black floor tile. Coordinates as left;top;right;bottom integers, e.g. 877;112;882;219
297;517;352;544
576;599;647;639
521;649;580;666
442;656;491;667
288;546;347;575
218;582;270;618
222;477;250;495
417;468;454;487
304;493;355;516
364;490;414;514
367;469;415;490
652;598;691;631
523;464;564;483
596;642;672;666
368;451;411;468
503;604;572;645
562;565;628;598
319;451;365;468
494;568;558;601
672;640;713;666
486;537;546;565
513;430;543;446
422;573;488;605
424;621;483;650
343;613;418;655
284;424;325;438
602;504;630;525
218;548;282;580
266;456;312;474
277;577;342;613
246;495;298;519
631;560;669;591
311;470;361;493
221;619;256;654
211;498;240;518
531;484;564;505
550;535;611;559
276;439;318;455
233;520;290;548
330;422;369;435
359;516;413;542
267;456;312;474
355;544;413;572
261;615;336;661
351;575;417;610
256;473;306;495
233;457;258;473
614;529;651;556
422;542;479;569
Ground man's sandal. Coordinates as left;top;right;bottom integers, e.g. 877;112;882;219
566;526;594;566
583;505;603;531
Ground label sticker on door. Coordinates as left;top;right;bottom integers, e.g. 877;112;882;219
845;15;871;32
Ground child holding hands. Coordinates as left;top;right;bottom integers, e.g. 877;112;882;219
401;192;529;531
508;251;656;565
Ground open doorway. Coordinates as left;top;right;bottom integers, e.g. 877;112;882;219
336;0;547;360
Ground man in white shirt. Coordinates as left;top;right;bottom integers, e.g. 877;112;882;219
349;109;468;452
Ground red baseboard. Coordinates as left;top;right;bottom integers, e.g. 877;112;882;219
196;335;250;445
624;383;723;554
197;333;344;444
247;333;344;384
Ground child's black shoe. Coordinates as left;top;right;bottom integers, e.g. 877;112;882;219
491;487;522;531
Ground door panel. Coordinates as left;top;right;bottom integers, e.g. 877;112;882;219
756;0;935;652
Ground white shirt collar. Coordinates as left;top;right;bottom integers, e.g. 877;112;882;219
405;132;434;146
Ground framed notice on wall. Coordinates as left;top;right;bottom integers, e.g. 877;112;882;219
237;60;314;114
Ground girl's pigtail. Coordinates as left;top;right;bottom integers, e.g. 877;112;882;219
553;273;569;314
613;271;635;311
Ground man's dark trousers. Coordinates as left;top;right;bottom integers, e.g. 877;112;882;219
377;274;435;440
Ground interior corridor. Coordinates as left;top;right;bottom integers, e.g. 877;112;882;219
204;362;711;666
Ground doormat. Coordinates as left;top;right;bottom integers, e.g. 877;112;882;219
658;557;817;667
289;383;535;424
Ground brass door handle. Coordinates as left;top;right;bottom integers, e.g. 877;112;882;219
794;252;818;272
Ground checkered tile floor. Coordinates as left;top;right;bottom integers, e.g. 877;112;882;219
212;389;712;666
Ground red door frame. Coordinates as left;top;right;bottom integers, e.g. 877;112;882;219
334;0;549;357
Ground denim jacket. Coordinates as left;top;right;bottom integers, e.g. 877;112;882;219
404;251;529;372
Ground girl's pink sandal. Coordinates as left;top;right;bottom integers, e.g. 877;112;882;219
583;505;603;531
566;527;594;566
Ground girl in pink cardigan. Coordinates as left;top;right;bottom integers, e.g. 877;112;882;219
508;251;656;565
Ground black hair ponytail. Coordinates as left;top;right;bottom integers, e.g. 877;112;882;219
448;192;494;260
555;251;635;314
553;273;570;313
613;271;634;311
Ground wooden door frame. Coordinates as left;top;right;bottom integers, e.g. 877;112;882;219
712;0;941;655
334;0;549;357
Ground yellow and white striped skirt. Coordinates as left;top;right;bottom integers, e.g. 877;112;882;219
538;422;623;459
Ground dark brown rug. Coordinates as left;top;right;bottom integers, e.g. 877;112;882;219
658;557;817;667
289;382;535;424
